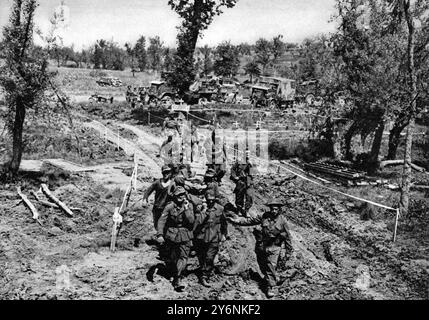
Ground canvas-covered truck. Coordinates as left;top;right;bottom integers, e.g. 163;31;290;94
187;77;219;105
253;76;296;108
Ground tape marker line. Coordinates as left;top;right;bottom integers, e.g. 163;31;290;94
224;144;396;212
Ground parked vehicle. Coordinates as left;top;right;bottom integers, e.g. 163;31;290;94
249;85;275;108
187;77;219;105
89;94;114;103
145;80;178;107
254;76;296;108
296;79;324;106
96;76;123;87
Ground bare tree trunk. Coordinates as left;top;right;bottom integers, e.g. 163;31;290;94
367;120;384;174
8;98;26;175
387;116;408;160
400;0;417;217
343;120;359;161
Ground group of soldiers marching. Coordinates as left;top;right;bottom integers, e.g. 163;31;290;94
136;113;294;298
125;85;149;107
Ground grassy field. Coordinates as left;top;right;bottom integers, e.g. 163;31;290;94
50;66;159;101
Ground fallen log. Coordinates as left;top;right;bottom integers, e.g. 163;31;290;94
41;184;74;217
411;185;429;190
380;160;426;172
31;190;82;211
17;187;39;220
31;190;57;208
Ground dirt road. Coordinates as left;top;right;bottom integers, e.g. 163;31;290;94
1;116;427;300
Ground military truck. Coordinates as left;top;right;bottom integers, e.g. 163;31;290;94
144;80;178;107
253;76;297;108
96;76;122;87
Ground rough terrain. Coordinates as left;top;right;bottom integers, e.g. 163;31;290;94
0;98;428;300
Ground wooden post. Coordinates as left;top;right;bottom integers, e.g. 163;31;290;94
110;207;121;252
148;111;151;125
104;127;107;144
133;153;138;190
117;128;120;150
393;208;400;242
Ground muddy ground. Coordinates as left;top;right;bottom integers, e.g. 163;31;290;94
0;100;428;300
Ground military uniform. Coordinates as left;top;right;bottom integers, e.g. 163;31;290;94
159;116;180;159
169;174;205;213
230;162;254;216
193;199;227;284
143;179;172;230
228;200;292;296
157;191;195;290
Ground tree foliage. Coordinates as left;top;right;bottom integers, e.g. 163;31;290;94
91;39;125;70
147;36;164;71
244;60;261;82
198;45;213;77
0;0;50;176
135;35;147;71
166;0;238;93
255;38;272;74
213;41;239;77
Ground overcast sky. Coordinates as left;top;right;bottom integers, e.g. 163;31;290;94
0;0;337;50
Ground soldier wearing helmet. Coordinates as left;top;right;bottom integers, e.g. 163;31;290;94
230;158;254;217
158;112;181;158
193;188;228;287
226;197;293;298
143;164;174;232
156;186;195;292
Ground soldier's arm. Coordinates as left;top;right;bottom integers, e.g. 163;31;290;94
280;218;293;252
184;181;206;195
167;182;176;197
193;207;208;233
156;205;170;236
143;180;157;201
228;214;262;226
184;202;195;224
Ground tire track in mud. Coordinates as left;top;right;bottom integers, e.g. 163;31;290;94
78;121;382;300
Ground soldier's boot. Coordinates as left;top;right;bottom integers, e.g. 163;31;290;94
199;275;211;288
266;286;275;298
146;264;159;282
173;277;185;292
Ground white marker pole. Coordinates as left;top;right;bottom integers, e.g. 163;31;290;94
104;127;107;144
134;153;138;190
393;208;400;242
117;128;120;150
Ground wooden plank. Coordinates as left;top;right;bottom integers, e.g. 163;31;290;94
41;184;74;217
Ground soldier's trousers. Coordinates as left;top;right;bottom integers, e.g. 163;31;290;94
255;244;282;288
164;239;192;279
235;187;254;216
152;207;164;231
194;240;219;277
